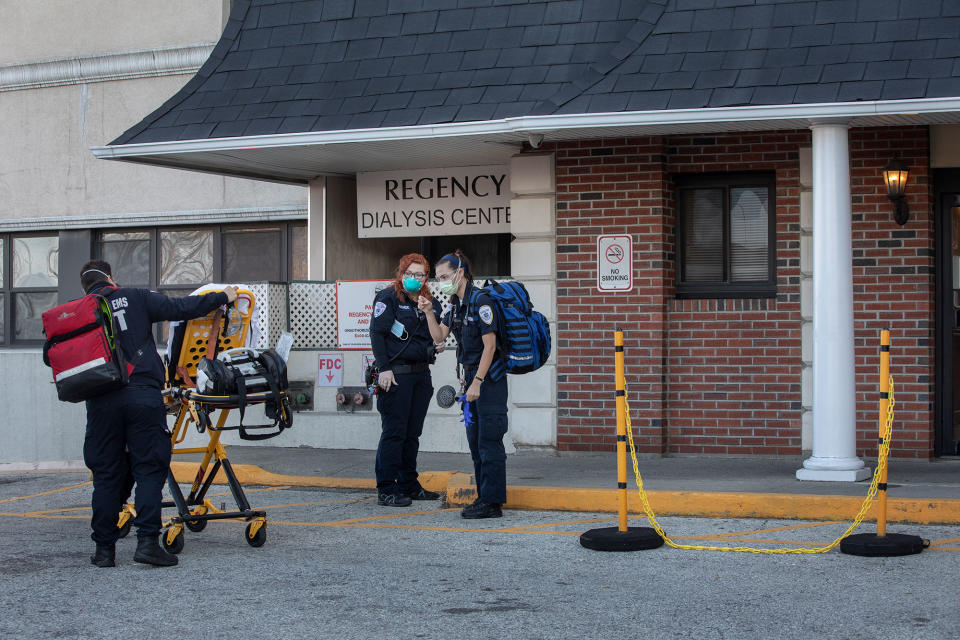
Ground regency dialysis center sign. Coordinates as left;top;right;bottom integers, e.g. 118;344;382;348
357;165;511;238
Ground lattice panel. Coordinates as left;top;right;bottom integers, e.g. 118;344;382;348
241;277;510;350
289;281;337;348
246;282;288;349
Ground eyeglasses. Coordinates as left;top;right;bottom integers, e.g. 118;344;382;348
403;270;427;280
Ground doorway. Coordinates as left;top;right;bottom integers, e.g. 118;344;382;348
934;169;960;456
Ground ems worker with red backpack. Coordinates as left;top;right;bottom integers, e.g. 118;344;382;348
77;261;237;567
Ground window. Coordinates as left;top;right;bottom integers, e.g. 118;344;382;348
96;222;308;292
96;222;306;343
1;234;59;344
675;173;776;298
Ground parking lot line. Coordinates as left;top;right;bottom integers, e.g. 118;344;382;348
0;480;91;504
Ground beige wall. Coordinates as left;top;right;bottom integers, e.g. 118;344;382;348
0;76;304;221
0;0;225;64
0;0;305;223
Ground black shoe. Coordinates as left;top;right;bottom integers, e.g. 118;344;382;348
90;543;115;568
133;536;178;567
406;487;441;500
461;502;503;519
377;492;413;507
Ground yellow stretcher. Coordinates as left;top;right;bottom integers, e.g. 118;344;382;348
118;288;293;553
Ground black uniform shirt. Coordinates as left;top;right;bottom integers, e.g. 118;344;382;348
369;287;442;370
441;282;499;369
88;281;228;389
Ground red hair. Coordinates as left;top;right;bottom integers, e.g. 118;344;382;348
393;253;432;301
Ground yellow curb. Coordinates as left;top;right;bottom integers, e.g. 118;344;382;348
169;463;960;525
500;485;960;525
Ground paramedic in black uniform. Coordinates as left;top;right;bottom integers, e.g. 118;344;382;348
79;260;237;567
421;250;508;519
369;253;443;507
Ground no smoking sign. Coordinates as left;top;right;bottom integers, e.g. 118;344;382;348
597;235;632;292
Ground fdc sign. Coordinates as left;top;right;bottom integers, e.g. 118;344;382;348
317;353;344;388
597;235;632;292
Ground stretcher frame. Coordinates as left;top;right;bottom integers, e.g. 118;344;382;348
119;288;290;552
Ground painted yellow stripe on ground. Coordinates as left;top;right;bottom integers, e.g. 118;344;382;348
18;506;90;516
0;481;91;504
317;507;460;526
256;497;376;509
505;517;618;530
0;512;88;520
928;537;960;546
205;485;291;498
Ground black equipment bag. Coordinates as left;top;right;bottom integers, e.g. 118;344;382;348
195;347;292;440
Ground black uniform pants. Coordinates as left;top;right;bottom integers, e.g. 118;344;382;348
375;369;433;494
463;369;508;505
83;385;171;544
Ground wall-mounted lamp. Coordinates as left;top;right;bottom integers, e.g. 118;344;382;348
882;158;910;225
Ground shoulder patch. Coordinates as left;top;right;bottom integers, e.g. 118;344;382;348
374;301;387;318
479;305;494;325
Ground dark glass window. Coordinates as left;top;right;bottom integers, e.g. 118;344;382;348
223;227;282;282
676;174;776;298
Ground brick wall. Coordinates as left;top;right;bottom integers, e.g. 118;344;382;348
551;126;934;459
850;126;934;458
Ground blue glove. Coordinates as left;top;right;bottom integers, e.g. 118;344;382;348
457;394;474;428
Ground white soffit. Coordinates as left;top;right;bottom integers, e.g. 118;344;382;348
93;98;960;182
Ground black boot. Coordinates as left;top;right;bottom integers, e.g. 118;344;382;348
133;536;178;567
90;543;115;568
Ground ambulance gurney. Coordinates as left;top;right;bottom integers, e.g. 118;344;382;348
117;287;294;552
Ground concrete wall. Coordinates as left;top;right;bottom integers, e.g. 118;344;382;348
0;1;225;64
0;351;87;468
0;72;304;222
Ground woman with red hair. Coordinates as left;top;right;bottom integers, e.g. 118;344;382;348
369;253;443;506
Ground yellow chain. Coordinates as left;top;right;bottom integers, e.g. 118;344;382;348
624;378;895;554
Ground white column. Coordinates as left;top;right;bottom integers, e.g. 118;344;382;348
796;122;871;482
307;177;325;280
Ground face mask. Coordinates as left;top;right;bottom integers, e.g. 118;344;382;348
438;273;460;295
403;277;423;293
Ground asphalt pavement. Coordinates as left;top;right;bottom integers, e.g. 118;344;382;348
1;473;958;640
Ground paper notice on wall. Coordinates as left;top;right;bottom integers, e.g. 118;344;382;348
336;280;392;349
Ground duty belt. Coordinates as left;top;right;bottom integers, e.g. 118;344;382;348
391;363;430;374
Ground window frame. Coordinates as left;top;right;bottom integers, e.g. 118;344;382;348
95;221;308;292
675;172;777;299
1;232;60;346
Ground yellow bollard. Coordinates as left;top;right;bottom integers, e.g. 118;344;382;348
877;329;890;537
840;329;926;557
615;329;628;532
579;328;663;551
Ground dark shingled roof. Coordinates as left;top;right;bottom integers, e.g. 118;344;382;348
111;0;960;146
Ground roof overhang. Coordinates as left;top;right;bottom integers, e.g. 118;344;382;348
92;97;960;184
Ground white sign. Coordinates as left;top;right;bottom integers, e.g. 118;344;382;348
357;165;511;238
317;353;344;387
336;279;392;349
597;235;633;292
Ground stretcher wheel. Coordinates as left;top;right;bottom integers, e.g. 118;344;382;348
245;523;267;547
185;518;207;533
163;530;185;554
117;519;132;538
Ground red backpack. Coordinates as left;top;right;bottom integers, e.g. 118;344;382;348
42;290;134;402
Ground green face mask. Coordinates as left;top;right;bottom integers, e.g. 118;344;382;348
438;273;460;295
